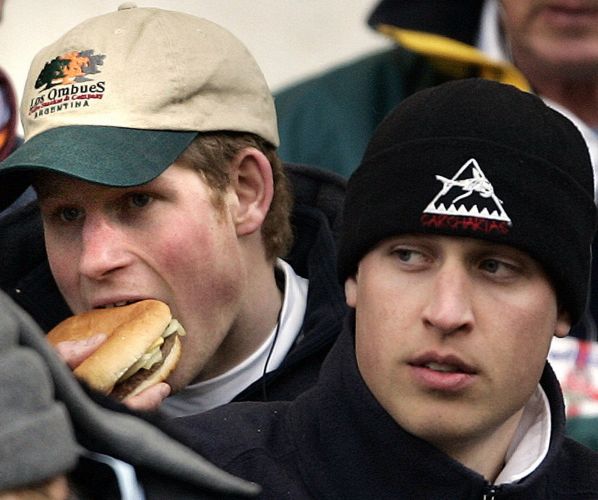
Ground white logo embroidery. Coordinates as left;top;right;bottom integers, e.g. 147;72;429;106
423;158;511;223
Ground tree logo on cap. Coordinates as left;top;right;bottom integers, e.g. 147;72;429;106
28;50;106;119
35;50;105;90
421;159;511;234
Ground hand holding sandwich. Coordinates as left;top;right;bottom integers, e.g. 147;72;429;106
54;332;107;369
55;336;171;411
48;300;185;411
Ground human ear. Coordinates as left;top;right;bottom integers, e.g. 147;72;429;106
229;148;274;236
345;274;358;308
554;307;572;338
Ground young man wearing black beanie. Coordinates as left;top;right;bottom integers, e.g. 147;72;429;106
173;79;598;498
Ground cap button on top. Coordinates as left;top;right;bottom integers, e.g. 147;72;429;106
118;2;137;10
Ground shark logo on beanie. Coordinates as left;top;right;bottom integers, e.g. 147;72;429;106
421;158;511;236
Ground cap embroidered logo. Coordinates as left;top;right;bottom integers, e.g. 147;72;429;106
28;50;106;120
35;50;105;90
423;158;511;223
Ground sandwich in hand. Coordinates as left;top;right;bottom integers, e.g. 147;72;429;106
47;299;185;400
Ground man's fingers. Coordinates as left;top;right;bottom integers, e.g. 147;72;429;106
123;382;171;412
53;334;171;410
54;333;107;369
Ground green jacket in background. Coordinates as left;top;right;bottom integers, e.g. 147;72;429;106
275;46;453;176
274;1;528;177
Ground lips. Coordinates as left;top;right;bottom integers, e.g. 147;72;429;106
410;353;476;374
91;297;155;309
424;361;462;373
99;300;137;309
541;3;598;27
408;353;477;391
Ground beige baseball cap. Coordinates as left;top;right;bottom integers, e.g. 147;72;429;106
0;3;279;209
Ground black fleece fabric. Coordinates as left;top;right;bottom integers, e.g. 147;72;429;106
173;314;598;499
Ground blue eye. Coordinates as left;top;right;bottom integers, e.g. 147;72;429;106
60;207;82;222
129;193;151;208
481;259;501;273
396;249;414;262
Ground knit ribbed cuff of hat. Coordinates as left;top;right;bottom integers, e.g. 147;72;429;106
0;403;80;491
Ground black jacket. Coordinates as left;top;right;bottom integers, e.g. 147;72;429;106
174;314;598;499
235;164;347;403
0;163;348;404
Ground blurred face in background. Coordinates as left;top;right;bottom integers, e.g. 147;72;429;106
500;0;598;79
0;475;70;500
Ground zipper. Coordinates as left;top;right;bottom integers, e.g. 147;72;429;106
482;484;500;499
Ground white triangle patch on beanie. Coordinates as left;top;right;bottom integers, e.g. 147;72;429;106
423;158;511;223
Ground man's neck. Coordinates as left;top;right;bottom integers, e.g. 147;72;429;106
438;408;524;483
199;254;283;381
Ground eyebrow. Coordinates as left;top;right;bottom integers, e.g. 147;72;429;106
35;174;175;200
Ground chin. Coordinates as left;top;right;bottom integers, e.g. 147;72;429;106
531;41;598;77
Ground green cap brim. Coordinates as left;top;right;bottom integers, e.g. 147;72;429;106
0;125;198;210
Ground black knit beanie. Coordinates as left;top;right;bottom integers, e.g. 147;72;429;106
338;79;597;325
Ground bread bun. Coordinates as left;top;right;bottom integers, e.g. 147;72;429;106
47;300;185;400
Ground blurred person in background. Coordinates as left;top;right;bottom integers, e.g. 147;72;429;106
276;0;597;182
0;0;36;218
0;0;18;163
275;0;598;451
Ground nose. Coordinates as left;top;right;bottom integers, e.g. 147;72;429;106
422;262;474;336
78;214;131;280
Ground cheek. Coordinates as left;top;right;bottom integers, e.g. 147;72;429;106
161;219;244;379
500;286;558;347
489;288;558;396
159;216;243;306
153;200;228;258
352;263;415;363
158;217;235;274
354;289;408;397
500;2;529;29
344;276;359;308
354;311;407;426
45;238;80;306
47;246;71;282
